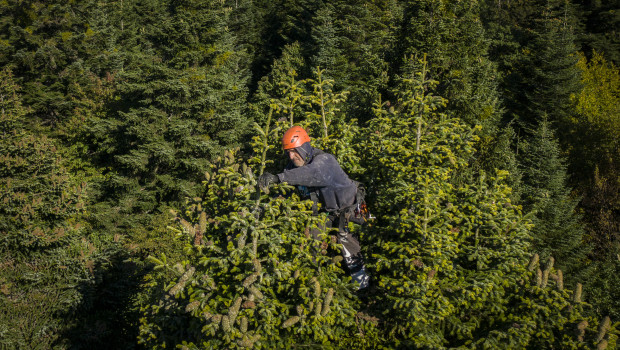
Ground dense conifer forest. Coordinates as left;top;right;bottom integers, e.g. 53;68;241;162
1;0;618;348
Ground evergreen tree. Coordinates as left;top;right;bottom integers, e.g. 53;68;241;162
525;2;582;130
395;0;502;132
252;42;308;130
302;67;361;174
309;5;344;78
580;166;620;321
0;68;100;349
74;2;254;345
332;0;398;122
85;0;251;232
227;0;266;67
138;120;377;348
251;0;399;123
0;0;101;130
361;56;514;347
520;118;589;280
570;51;620;183
357;57;612;348
482;0;617;325
482;0;581;132
472;124;522;202
572;0;620;64
252;0;318;83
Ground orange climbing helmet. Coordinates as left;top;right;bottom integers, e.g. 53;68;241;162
282;126;311;150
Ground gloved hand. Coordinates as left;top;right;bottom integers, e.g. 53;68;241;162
258;172;279;190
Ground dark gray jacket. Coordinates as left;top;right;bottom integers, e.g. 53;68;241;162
277;148;357;212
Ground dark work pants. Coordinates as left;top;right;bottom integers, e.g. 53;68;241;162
311;214;370;289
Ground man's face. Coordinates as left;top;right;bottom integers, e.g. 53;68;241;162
286;148;305;167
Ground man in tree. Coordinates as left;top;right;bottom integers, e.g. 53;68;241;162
259;126;370;290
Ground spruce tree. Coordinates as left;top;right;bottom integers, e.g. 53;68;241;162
309;5;345;79
520;118;589;281
525;2;582;130
482;0;581;132
253;42;308;127
580;167;620;321
395;0;502;132
0;0;103;131
85;0;251;231
360;55;522;347
357;57;613;348
255;0;318;77
227;0;266;69
0;68;97;349
302;67;362;174
331;0;398;122
138;118;377;348
71;3;254;344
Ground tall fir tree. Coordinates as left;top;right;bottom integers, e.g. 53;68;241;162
0;68;103;349
252;42;307;128
481;0;582;133
85;0;251;232
252;0;319;83
519;118;589;281
580;166;620;321
0;0;103;131
356;56;613;349
309;4;345;80
524;1;582;130
74;3;254;345
227;0;266;68
331;0;399;122
395;0;502;132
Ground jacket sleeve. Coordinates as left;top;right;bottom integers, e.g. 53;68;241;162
277;154;334;187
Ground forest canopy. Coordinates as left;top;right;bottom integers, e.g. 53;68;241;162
0;0;618;349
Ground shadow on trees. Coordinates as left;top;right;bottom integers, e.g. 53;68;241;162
62;250;148;350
